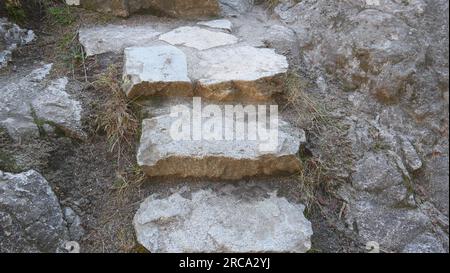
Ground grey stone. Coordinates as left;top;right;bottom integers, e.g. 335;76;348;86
197;19;233;32
137;99;304;180
192;45;289;101
0;18;35;68
79;24;161;56
159;26;238;50
0;64;84;142
123;44;288;101
400;137;422;171
424;155;449;216
219;0;254;13
123;45;192;98
402;233;446;253
0;170;69;253
134;185;312;253
63;207;85;241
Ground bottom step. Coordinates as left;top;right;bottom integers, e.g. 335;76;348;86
133;184;313;253
137;98;305;180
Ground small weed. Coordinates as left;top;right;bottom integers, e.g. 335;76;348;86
47;5;75;26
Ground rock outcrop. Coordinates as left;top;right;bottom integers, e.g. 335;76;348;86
0;170;70;253
0;64;84;142
0;18;35;69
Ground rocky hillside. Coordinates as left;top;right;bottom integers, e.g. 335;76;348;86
0;0;448;253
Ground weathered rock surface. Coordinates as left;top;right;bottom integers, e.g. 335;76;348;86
134;185;312;253
273;0;449;253
0;170;69;253
159;26;238;50
123;45;192;98
123;43;288;101
0;18;35;68
79;24;161;56
80;0;220;18
137;99;304;180
63;207;85;241
339;152;447;253
0;64;84;142
192;45;288;101
219;0;254;14
197;19;233;32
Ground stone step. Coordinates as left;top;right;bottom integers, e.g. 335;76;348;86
79;21;289;101
137;98;304;180
133;184;313;253
76;0;221;18
123;44;288;101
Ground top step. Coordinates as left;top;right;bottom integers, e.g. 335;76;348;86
75;0;223;18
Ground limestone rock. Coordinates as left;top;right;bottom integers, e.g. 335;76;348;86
0;170;69;253
123;44;288;101
79;24;161;56
197;19;233;32
0;64;84;142
159;26;238;50
63;207;85;241
134;185;313;253
137;99;304;180
123;46;192;98
0;18;35;68
219;0;254;14
192;45;289;101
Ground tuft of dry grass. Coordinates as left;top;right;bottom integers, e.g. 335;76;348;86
282;70;354;208
93;65;139;166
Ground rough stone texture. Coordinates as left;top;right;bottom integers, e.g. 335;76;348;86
123;45;192;98
63;207;85;241
192;45;289;101
0;170;69;253
123;43;288;101
0;18;35;68
274;0;449;253
79;24;161;56
219;0;254;14
338;152;447;253
134;185;312;253
80;0;220;18
137;99;304;180
0;64;84;142
423;154;449;216
197;19;233;32
159;26;238;50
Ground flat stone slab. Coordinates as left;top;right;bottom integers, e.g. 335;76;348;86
123;46;193;98
124;45;288;101
159;26;238;50
137;99;304;180
197;19;233;32
192;45;289;101
79;24;161;56
134;185;313;253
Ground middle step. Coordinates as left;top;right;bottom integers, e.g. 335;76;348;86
137;98;305;180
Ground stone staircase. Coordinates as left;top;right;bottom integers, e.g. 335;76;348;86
79;5;313;253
